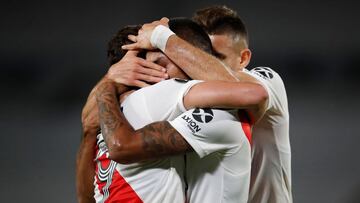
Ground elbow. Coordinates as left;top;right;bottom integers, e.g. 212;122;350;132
107;141;135;164
247;84;268;107
256;85;269;104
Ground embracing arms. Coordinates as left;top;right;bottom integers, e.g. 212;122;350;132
184;81;267;111
75;50;168;202
96;80;192;164
122;18;240;82
76;76;106;203
96;79;267;164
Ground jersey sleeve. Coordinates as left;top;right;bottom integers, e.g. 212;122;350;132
245;67;288;115
169;108;246;158
142;79;203;120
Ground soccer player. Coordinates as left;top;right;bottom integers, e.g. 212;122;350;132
76;25;153;203
122;5;292;203
79;18;262;203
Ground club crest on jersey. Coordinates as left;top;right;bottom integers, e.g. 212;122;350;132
251;67;274;79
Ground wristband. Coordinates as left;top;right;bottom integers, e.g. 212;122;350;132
150;25;175;52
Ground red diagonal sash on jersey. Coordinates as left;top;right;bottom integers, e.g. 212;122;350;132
237;110;252;145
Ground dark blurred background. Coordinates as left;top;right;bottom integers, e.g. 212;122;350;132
1;0;360;202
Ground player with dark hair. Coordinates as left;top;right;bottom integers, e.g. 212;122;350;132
79;18;263;203
76;24;155;203
192;5;250;71
122;5;292;203
193;7;292;202
107;25;149;65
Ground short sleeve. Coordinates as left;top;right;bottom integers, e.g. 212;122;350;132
245;67;288;114
169;108;246;158
125;79;203;122
174;79;203;113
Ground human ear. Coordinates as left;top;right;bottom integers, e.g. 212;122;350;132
239;48;252;69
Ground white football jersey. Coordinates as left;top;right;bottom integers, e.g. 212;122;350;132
244;67;292;203
94;78;252;203
169;109;252;203
94;79;201;203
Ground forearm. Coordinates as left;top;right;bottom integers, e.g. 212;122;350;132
76;133;97;203
96;81;135;160
165;36;238;81
76;77;128;202
82;76;128;135
77;77;109;203
81;77;108;135
96;82;191;163
184;81;268;110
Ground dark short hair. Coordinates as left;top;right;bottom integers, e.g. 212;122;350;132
169;17;213;55
193;5;249;47
107;25;144;65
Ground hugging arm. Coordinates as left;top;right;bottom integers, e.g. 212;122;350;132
76;76;107;203
123;20;267;109
96;80;192;164
164;35;237;81
184;81;268;111
123;20;238;82
97;79;267;164
76;50;168;202
76;132;97;203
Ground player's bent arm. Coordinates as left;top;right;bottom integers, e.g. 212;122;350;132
76;133;97;203
81;77;105;135
110;121;193;164
165;35;238;82
184;81;268;110
76;76;108;203
77;76;129;202
96;81;193;164
82;75;130;133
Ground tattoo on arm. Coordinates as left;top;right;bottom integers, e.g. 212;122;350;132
96;82;192;162
137;121;193;157
96;82;123;143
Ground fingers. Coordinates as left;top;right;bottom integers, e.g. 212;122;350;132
124;50;139;57
136;73;165;83
127;35;137;42
131;80;149;88
136;67;168;79
134;59;168;80
160;17;169;24
122;43;139;50
136;58;169;79
137;58;166;72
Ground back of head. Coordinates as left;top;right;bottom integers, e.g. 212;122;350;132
168;17;213;55
107;25;145;65
192;5;249;48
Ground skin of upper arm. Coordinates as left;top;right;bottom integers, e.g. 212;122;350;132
183;81;268;111
76;132;97;203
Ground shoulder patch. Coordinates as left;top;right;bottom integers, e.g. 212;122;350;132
251;67;274;79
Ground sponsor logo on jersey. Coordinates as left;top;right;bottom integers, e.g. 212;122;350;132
192;108;214;123
182;114;201;133
181;108;214;133
252;67;274;79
